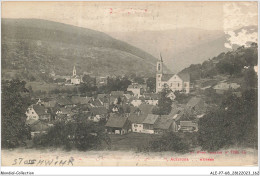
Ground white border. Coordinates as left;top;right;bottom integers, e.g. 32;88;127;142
0;0;259;175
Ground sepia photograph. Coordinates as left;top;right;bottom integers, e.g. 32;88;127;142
0;0;258;172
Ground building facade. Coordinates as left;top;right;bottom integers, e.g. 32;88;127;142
156;56;190;93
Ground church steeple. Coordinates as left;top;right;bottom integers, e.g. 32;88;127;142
157;53;163;74
73;65;76;76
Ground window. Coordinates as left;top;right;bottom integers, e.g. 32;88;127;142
158;75;161;78
32;112;34;114
135;129;137;131
184;83;187;87
178;83;180;87
134;124;138;127
159;83;160;87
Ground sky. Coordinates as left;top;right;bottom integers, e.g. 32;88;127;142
2;1;258;33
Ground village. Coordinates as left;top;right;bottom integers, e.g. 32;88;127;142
25;56;244;140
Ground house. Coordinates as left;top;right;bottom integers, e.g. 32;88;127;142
96;76;108;87
179;121;198;132
138;104;155;114
156;56;190;93
89;107;108;122
55;107;74;121
56;97;74;107
166;91;176;100
89;99;104;107
142;114;159;134
127;83;144;97
213;82;240;94
42;100;57;108
71;96;91;105
130;99;143;107
26;105;51;122
124;93;134;101
130;106;141;114
154;116;177;134
143;93;160;100
144;99;158;105
98;97;110;109
110;91;124;97
128;114;147;133
186;97;206;114
105;115;131;135
29;120;50;138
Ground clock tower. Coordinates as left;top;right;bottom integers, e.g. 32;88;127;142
156;54;163;93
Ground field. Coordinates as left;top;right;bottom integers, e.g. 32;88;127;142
25;81;76;92
108;133;159;151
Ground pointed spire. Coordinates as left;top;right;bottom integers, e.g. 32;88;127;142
73;65;76;76
160;53;163;62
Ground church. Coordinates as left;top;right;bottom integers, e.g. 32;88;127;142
156;56;190;93
71;66;82;85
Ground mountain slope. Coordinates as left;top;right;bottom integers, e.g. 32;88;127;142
2;18;163;79
109;26;257;73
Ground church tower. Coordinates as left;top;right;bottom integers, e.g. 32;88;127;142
156;53;163;93
73;65;76;77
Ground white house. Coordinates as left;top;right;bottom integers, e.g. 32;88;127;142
127;83;144;97
142;114;159;134
130;99;143;107
128;114;147;133
26;104;51;122
156;56;190;93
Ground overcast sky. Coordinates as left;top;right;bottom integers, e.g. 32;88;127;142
2;1;258;33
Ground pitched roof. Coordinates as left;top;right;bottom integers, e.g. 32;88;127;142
139;104;155;114
124;94;133;100
99;97;109;104
154;117;173;130
177;72;190;82
143;114;159;124
97;94;108;99
110;91;124;96
33;105;47;116
143;93;160;100
43;100;57;108
90;107;107;115
26;118;38;125
180;121;198;127
91;99;103;107
128;84;143;89
187;97;202;108
105;116;128;128
128;114;147;124
161;74;174;81
60;107;72;115
130;106;140;114
56;97;73;106
71;96;90;105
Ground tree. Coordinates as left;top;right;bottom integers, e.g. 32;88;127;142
244;68;257;90
198;89;258;151
82;75;96;86
146;77;156;92
33;121;110;151
2;79;32;148
134;77;145;84
152;87;172;115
